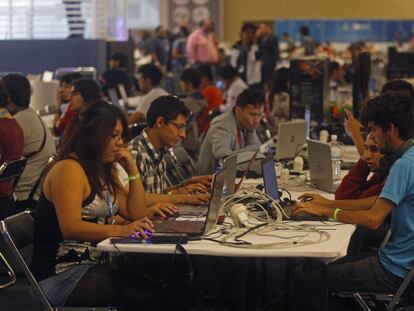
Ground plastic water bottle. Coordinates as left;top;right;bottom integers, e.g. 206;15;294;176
330;135;342;181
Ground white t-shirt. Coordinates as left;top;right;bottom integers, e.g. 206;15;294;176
136;87;169;116
220;78;248;113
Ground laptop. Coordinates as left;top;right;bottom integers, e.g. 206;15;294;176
153;169;226;236
235;150;260;192
261;156;293;218
275;120;307;160
305;108;311;139
107;88;124;109
42;71;54;82
223;153;237;197
117;84;130;109
261;155;328;221
307;139;336;193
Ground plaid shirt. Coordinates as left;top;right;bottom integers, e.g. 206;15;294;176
132;129;168;193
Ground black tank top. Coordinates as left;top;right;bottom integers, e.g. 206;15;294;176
30;191;98;281
30;158;119;281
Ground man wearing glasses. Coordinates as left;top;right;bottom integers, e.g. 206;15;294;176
131;95;211;210
195;88;263;175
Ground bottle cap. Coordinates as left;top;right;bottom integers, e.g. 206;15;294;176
280;168;290;184
293;156;304;172
319;130;329;143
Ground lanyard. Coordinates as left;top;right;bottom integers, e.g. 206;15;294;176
236;127;244;149
105;190;113;223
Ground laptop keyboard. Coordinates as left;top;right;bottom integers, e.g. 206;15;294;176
154;220;205;234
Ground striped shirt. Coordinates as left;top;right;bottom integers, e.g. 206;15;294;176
132;129;168;193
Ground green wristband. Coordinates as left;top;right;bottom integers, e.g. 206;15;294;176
124;173;140;182
333;208;341;221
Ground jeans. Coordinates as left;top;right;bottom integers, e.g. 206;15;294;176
293;252;404;311
38;264;93;306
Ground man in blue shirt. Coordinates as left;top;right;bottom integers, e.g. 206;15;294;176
293;91;414;310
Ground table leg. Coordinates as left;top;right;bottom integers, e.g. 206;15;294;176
193;255;206;311
237;258;250;311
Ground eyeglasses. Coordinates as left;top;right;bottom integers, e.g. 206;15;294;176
247;112;264;118
168;121;186;132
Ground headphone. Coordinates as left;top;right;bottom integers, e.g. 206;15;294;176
379;138;414;177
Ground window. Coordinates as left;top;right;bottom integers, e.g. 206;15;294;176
0;0;160;40
0;0;92;39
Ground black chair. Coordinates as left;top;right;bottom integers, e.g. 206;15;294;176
0;157;27;289
0;211;116;310
129;122;146;141
333;265;414;311
164;146;197;186
0;157;27;191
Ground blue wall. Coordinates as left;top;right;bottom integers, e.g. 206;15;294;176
275;20;414;42
0;39;107;75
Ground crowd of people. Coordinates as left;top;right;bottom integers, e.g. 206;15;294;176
1;19;414;311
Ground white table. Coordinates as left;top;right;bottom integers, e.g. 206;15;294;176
97;222;355;263
97;175;356;311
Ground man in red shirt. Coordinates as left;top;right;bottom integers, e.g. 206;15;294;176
53;73;82;136
198;65;223;135
0;83;24;219
335;133;385;199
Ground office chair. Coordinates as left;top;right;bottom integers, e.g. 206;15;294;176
0;158;27;191
333;265;414;311
164;145;197;186
129;122;146;140
0;211;116;310
0;158;27;289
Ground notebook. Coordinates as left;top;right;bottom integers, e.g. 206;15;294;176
153;168;226;236
261;156;328;221
307;139;337;193
223;153;237;197
276;120;307;160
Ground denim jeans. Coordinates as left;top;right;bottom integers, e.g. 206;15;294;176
38;264;94;306
293;252;404;311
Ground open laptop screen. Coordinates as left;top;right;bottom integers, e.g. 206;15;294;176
204;168;226;233
261;156;280;201
108;88;122;108
223;153;237;197
305;108;311;139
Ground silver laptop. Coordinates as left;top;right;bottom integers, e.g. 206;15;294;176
276;120;307;160
154;169;226;236
305;108;311;139
107;88;123;109
307;139;336;193
223;153;237;197
117;84;129;108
